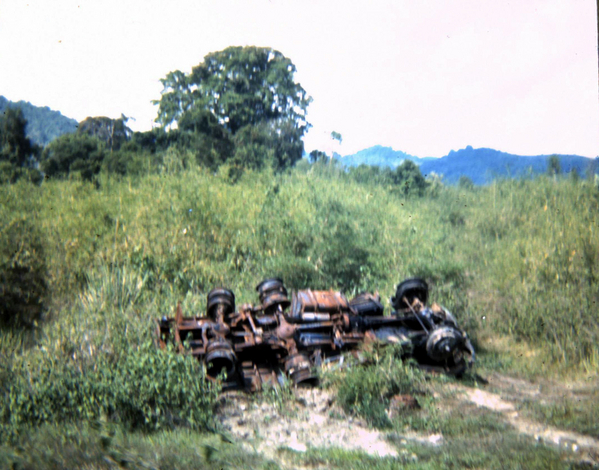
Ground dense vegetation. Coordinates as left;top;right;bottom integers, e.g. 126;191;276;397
2;46;598;468
1;152;597;466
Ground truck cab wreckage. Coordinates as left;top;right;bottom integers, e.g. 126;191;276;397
156;278;475;391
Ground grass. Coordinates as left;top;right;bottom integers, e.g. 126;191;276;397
1;159;598;467
0;423;277;470
281;433;569;470
519;390;599;439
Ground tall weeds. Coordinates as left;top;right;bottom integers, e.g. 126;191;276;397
1;165;597;438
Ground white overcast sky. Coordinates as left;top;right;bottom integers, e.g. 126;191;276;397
1;0;597;157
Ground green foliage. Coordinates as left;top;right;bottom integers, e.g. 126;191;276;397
1;161;598;465
323;344;426;428
547;154;561;176
78;115;131;152
0;424;274;470
231;119;308;175
288;432;566;470
521;391;599;438
1;261;219;440
309;150;328;164
102;148;161;176
175;107;234;169
1;341;218;440
153;46;310;175
2;166;598;367
187;46;310;134
474;178;599;365
0;214;47;328
41;132;106;181
152;70;194;129
391;160;429;196
330;131;342;144
0;107;33;166
347;164;391;186
0;107;42;184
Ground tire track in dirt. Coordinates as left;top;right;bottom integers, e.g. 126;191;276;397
453;373;599;464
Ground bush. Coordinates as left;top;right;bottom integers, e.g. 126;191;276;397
391;160;429;196
102;149;163;176
41;133;105;181
323;344;426;428
458;175;475;190
0;216;47;328
0;340;219;441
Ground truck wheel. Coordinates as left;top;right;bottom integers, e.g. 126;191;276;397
391;278;429;310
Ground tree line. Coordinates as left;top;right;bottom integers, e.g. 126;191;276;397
1;46;316;184
1;44;479;196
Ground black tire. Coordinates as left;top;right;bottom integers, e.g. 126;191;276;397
391;277;429;310
206;287;235;319
256;277;290;310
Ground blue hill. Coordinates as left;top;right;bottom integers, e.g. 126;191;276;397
340;145;434;168
340;145;597;185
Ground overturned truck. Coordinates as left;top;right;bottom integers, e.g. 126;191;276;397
156;278;475;391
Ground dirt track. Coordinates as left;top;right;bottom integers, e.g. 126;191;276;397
215;371;599;468
454;373;599;462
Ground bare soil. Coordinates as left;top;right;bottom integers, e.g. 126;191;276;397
215;372;599;468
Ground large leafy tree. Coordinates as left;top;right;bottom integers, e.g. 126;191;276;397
155;46;311;134
152;71;193;130
153;46;311;171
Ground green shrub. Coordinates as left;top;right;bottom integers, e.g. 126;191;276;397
323;345;426;428
0;340;219;441
390;160;429;197
0;215;47;328
41;133;105;181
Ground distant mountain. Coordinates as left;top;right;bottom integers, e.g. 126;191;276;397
0;96;78;147
340;145;597;185
420;146;596;184
340;145;435;168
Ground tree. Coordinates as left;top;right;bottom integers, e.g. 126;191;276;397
78;115;131;152
329;131;342;165
229;117;304;176
0;107;41;183
154;47;311;134
546;155;561;177
152;70;193;129
391;160;428;196
176;107;234;169
309;150;328;164
348;164;392;186
41;133;105;181
1;108;33;167
153;46;311;172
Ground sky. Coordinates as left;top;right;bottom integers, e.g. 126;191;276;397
1;0;597;158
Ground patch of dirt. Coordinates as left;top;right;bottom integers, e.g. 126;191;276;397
215;386;448;467
216;387;399;462
215;372;599;468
